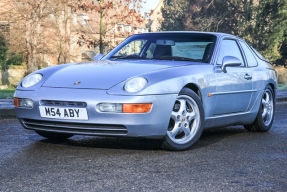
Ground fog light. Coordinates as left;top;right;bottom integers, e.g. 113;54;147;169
97;103;122;112
14;98;34;108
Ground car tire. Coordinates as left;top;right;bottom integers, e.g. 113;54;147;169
162;88;204;151
35;131;74;140
244;85;275;132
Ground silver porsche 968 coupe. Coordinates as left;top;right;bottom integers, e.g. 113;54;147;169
14;32;277;150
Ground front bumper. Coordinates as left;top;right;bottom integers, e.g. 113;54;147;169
15;87;177;138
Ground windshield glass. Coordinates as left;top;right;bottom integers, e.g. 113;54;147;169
104;33;217;62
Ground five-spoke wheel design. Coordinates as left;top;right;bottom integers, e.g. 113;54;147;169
261;88;274;127
162;88;203;150
167;95;200;144
244;85;275;132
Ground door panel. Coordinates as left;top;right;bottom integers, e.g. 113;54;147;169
213;39;253;115
214;67;253;115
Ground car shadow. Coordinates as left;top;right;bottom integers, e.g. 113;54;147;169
39;136;164;151
37;125;248;151
191;125;248;150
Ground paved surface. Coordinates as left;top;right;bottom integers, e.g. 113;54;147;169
276;90;287;102
0;102;287;191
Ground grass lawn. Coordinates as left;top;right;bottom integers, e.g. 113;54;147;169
278;84;287;90
0;89;15;99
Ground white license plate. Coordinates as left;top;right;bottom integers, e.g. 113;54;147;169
39;106;88;120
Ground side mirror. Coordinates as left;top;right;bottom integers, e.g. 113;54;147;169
221;56;241;73
93;54;104;61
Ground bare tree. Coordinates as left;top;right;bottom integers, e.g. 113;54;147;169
45;0;76;64
1;0;56;73
76;0;146;54
0;0;147;73
1;0;80;71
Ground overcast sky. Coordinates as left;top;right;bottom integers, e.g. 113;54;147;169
142;0;160;12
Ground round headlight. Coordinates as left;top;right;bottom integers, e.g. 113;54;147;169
124;77;147;93
22;74;43;88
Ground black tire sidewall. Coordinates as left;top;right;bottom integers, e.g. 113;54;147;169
162;88;204;151
255;85;275;132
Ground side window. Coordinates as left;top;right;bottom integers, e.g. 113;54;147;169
217;39;244;66
239;41;258;67
114;40;147;56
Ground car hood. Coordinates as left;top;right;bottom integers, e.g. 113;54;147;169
42;60;189;89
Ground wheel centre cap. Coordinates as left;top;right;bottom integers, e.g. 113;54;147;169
266;103;270;109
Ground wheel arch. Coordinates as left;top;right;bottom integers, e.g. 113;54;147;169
268;83;276;98
183;83;202;102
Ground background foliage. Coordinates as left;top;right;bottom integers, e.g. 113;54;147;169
1;0;287;72
0;0;144;73
160;0;287;66
0;34;23;70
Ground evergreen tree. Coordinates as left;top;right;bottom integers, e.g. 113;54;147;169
0;35;23;70
249;0;287;62
0;35;8;70
183;0;218;31
277;31;287;67
160;0;190;31
160;0;287;63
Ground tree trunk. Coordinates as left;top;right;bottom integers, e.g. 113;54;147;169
99;9;104;54
64;4;72;63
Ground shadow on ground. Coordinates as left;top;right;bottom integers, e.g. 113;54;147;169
36;125;248;151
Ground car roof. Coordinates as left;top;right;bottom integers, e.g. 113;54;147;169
134;31;239;39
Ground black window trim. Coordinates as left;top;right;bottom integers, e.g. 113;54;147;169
238;40;258;68
216;37;247;67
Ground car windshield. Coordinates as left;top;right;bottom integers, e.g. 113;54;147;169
104;33;217;63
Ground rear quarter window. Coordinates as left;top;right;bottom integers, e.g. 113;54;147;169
239;41;258;67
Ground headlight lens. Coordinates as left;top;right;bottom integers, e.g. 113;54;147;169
124;77;147;93
22;74;42;88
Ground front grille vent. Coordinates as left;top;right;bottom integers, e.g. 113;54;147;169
20;119;128;136
40;100;87;107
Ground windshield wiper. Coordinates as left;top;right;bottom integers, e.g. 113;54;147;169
110;55;147;60
153;56;201;62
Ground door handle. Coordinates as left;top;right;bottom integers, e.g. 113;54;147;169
244;74;252;80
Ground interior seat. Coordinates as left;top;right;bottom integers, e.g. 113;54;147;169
153;45;172;57
202;43;214;63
